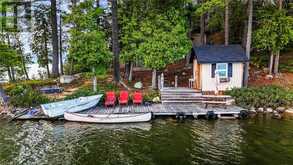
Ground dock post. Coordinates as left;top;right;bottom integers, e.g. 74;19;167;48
161;73;164;89
175;75;178;88
158;75;160;90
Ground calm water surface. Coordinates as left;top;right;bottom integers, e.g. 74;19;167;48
1;115;293;165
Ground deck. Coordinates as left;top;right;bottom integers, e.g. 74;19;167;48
87;103;245;118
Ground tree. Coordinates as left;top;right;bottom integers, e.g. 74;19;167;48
243;0;253;87
253;7;293;74
195;0;225;44
65;0;111;73
32;3;52;78
51;0;59;77
112;0;120;83
12;33;31;80
224;0;229;46
0;42;20;82
138;11;191;89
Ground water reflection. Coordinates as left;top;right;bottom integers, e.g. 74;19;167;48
13;121;55;165
190;120;243;165
1;118;293;164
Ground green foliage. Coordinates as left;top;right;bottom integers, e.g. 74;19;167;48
8;85;50;107
31;2;52;74
0;42;20;69
137;10;191;70
226;86;293;109
143;90;160;102
253;8;293;53
195;0;224;16
65;0;111;73
4;79;56;92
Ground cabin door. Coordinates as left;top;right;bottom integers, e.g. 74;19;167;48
193;59;200;89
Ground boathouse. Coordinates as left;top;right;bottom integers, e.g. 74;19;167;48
189;44;249;93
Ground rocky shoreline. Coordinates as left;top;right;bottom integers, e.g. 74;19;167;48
247;106;293;119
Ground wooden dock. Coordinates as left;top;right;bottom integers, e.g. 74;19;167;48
87;103;246;119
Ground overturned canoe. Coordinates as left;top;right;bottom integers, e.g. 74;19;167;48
64;112;152;124
41;95;103;118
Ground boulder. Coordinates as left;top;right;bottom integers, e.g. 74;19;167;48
285;108;293;114
276;107;286;113
249;107;256;113
152;97;160;103
266;108;273;113
257;107;264;113
60;75;75;84
134;82;143;89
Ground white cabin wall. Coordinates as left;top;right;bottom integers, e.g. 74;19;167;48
201;63;244;91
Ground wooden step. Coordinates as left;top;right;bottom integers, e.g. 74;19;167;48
162;100;203;104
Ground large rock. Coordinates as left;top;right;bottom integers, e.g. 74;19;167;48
60;75;75;84
152;97;160;103
134;82;143;89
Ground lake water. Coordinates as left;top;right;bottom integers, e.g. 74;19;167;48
1;115;293;165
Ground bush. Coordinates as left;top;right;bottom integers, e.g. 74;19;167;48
8;85;50;107
4;79;55;92
226;86;293;109
144;90;160;102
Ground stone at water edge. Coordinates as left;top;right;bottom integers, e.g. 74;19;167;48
134;82;143;89
152;97;160;103
285;108;293;114
266;108;273;113
257;107;264;113
276;107;286;113
249;107;256;113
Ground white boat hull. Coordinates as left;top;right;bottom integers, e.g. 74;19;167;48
64;112;152;124
41;95;103;118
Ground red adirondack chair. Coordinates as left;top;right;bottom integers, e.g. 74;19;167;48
105;91;116;107
133;91;143;105
119;91;129;105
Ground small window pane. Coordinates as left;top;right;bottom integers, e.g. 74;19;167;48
217;63;227;70
218;71;226;77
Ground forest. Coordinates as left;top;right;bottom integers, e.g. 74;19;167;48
0;0;292;89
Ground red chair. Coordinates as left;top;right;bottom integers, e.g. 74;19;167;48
133;91;143;105
105;91;116;107
119;91;129;105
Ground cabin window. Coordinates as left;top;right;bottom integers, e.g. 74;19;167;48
216;63;228;78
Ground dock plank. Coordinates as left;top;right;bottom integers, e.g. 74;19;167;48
89;103;245;118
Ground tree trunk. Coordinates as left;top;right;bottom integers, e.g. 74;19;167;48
243;0;253;87
21;56;29;80
274;51;280;74
59;13;63;75
11;67;16;81
152;69;157;89
46;63;50;78
128;62;133;82
51;0;59;77
7;67;12;82
269;51;274;75
125;61;130;80
44;32;50;78
200;13;207;45
224;0;229;46
92;67;97;92
112;0;120;83
273;0;283;75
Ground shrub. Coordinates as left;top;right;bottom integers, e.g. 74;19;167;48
8;85;50;107
4;79;55;92
226;86;293;109
144;90;160;102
